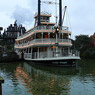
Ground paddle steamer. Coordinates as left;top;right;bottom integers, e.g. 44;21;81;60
15;0;80;66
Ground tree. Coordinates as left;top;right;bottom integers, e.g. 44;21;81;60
73;35;91;58
74;35;91;51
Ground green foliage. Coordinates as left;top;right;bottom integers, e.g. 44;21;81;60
73;35;95;59
0;40;14;52
5;44;14;52
75;35;91;50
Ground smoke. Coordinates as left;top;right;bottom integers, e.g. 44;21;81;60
12;5;34;25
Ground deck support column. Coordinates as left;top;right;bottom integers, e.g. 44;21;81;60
28;48;29;53
25;48;27;53
68;33;69;42
47;47;49;58
48;33;50;42
23;49;24;53
31;48;33;59
28;48;29;58
34;33;36;43
62;33;63;42
68;47;70;56
41;32;43;42
59;32;60;39
38;47;40;58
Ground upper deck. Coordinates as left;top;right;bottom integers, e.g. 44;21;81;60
16;12;71;41
15;12;72;49
16;26;71;41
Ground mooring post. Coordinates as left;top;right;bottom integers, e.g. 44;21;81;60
0;77;4;95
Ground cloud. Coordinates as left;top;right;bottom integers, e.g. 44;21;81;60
12;5;34;25
0;12;14;33
0;0;95;39
25;0;95;39
62;0;95;39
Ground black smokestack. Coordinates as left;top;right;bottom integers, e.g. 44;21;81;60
59;0;62;27
38;0;41;26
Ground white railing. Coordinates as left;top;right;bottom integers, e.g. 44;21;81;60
17;26;69;39
15;38;71;47
17;27;37;39
24;50;80;59
34;12;51;17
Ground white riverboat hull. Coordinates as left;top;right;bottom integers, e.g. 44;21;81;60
24;56;80;66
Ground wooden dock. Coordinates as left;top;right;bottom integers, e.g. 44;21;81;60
0;77;4;95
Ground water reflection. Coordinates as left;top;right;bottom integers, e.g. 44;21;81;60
78;60;95;84
14;62;79;95
0;60;95;95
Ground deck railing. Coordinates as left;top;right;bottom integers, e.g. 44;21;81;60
24;50;80;59
17;26;69;39
15;38;71;48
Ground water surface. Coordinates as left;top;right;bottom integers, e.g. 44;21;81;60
0;60;95;95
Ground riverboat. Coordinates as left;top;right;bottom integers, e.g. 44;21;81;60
14;0;80;66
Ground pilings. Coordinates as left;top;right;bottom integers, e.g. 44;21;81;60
0;77;4;95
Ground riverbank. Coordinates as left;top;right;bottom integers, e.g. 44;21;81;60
0;52;20;62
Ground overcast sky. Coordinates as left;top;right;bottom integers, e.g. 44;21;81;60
0;0;95;39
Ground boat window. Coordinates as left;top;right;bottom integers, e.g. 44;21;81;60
63;34;68;39
36;33;41;39
46;26;49;29
43;33;48;39
60;33;62;39
50;33;55;39
40;17;43;20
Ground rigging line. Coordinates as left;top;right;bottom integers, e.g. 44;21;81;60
66;9;73;39
66;8;72;32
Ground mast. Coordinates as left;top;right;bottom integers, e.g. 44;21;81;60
38;0;41;26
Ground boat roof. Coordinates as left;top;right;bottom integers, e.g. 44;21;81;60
34;12;52;18
34;14;52;18
40;22;55;25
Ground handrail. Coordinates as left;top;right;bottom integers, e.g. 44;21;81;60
17;26;69;39
15;38;71;48
24;50;80;59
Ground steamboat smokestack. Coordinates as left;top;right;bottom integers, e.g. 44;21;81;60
59;0;62;27
38;0;41;26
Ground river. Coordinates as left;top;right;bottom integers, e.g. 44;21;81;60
0;60;95;95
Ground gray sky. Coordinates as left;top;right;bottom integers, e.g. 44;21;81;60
0;0;95;39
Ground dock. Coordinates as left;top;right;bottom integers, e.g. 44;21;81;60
0;77;4;95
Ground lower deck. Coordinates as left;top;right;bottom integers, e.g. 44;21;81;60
24;52;80;66
16;46;80;66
